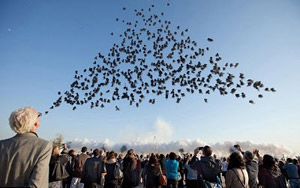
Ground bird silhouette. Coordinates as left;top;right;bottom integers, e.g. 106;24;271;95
45;2;275;114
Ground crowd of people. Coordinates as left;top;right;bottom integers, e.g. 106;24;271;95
0;107;300;188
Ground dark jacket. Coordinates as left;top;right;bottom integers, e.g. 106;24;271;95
246;160;259;188
258;165;287;188
144;164;161;188
104;160;118;187
49;154;69;182
73;153;90;177
191;156;221;183
122;156;137;188
81;157;106;184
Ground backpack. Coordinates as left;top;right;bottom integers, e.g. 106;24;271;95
51;157;70;181
197;160;222;188
114;162;123;179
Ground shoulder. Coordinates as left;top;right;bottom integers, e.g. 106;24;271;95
31;137;52;153
227;169;236;175
0;137;15;148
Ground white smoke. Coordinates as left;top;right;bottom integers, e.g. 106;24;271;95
67;118;296;158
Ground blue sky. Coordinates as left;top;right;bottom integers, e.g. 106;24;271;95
1;0;300;154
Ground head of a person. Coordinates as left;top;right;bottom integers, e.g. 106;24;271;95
9;106;41;134
243;150;254;161
92;149;100;157
234;144;242;152
202;145;212;157
169;152;177;160
99;149;104;157
159;154;166;161
278;160;285;169
52;145;60;156
149;153;158;165
228;152;245;170
68;149;75;157
61;148;68;155
263;154;276;169
286;158;293;164
107;151;116;160
222;157;227;162
293;159;299;165
127;149;134;158
81;146;88;153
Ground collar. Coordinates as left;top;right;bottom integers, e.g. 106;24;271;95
30;132;38;137
16;132;38;138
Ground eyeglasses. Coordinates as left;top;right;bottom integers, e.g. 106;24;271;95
38;112;42;117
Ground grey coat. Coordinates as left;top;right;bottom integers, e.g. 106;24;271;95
0;133;52;188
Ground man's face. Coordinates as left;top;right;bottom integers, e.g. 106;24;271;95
32;109;41;127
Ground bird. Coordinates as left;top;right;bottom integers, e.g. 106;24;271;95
46;2;275;113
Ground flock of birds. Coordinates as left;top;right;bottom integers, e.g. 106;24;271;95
45;2;275;114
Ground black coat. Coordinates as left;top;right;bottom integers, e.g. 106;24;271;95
191;156;221;183
144;164;160;188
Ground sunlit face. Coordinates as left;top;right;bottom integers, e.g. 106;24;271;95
32;109;41;128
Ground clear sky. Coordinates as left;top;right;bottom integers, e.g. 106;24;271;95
1;0;299;154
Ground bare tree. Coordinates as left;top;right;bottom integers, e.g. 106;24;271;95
53;133;64;148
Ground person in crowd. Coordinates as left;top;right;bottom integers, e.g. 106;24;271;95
118;153;124;169
293;159;300;177
136;154;142;184
243;150;258;188
164;152;179;188
159;154;167;175
142;155;150;187
99;149;105;161
139;154;145;184
71;146;91;188
0;107;52;188
104;151;120;188
258;154;287;188
221;157;228;182
233;144;245;155
226;152;249;188
177;156;185;188
81;149;106;188
60;148;71;188
122;149;138;188
191;146;222;187
65;149;76;188
49;145;69;188
144;153;161;188
158;154;167;188
282;158;300;188
213;154;223;184
184;156;197;188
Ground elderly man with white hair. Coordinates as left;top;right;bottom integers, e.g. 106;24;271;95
0;107;52;188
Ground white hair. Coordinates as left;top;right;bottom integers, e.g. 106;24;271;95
9;106;37;134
